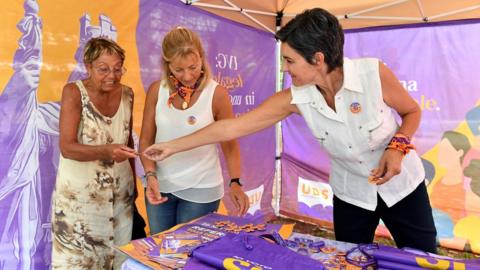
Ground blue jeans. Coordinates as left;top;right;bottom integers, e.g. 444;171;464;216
145;192;220;235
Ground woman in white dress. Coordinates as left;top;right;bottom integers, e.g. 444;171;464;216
51;37;137;269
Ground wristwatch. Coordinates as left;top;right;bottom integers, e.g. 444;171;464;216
229;178;242;187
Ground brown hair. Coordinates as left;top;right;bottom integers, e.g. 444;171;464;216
442;131;471;163
161;27;211;91
83;37;125;65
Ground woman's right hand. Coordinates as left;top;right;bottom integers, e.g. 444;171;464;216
107;144;138;162
146;176;168;205
143;143;175;161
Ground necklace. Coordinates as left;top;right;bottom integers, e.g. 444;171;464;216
167;75;201;109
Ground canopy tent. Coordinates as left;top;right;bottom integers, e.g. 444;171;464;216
0;3;479;268
180;0;480;33
178;0;480;220
178;0;480;254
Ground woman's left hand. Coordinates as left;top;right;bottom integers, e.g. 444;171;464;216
370;149;404;185
229;183;249;216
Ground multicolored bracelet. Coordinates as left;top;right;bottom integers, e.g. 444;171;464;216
385;133;415;155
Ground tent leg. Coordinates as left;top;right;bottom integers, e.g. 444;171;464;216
273;39;282;216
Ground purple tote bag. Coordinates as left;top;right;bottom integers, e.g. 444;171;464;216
371;245;480;270
184;233;325;270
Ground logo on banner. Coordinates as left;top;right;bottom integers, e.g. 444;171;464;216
298;177;333;208
245;185;264;215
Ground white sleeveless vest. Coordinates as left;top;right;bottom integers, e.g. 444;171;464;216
291;58;425;211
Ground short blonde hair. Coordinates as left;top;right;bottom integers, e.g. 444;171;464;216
83;37;125;65
161;27;211;91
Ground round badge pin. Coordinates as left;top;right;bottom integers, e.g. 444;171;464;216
350;102;361;114
187;116;197;125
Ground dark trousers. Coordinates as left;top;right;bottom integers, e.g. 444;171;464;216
132;203;147;240
333;182;437;253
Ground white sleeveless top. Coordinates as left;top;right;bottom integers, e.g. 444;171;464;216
154;79;224;203
52;80;134;269
291;58;425;211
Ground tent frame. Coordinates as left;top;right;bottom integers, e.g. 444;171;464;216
180;0;480;215
182;0;480;33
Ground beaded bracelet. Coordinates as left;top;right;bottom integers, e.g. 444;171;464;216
144;171;157;178
385;133;415;155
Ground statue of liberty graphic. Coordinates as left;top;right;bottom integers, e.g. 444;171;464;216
0;0;118;268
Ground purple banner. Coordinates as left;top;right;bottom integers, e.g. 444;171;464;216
137;0;276;217
280;20;480;251
344;21;480;154
0;5;124;268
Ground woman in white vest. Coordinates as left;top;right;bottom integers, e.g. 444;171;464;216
139;27;249;234
144;9;437;252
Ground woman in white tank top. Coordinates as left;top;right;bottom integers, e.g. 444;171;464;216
144;10;437;253
139;27;249;234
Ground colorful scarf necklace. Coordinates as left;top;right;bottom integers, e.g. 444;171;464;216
167;75;201;110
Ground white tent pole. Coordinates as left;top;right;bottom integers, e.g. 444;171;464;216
428;5;480;21
273;31;282;216
244;10;276;16
346;15;421;21
286;0;409;20
240;11;276;34
415;0;426;19
191;2;240;11
182;0;276;33
190;2;276;16
221;0;275;34
347;0;408;17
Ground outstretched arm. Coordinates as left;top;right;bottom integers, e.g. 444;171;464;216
144;89;298;161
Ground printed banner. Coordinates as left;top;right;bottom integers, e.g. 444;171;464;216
298;177;333;208
0;0;276;268
244;184;265;216
281;20;480;252
136;0;277;218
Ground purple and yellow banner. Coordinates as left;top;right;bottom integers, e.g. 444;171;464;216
136;0;277;218
280;20;480;252
0;0;275;268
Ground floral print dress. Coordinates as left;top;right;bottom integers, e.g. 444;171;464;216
51;80;134;269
